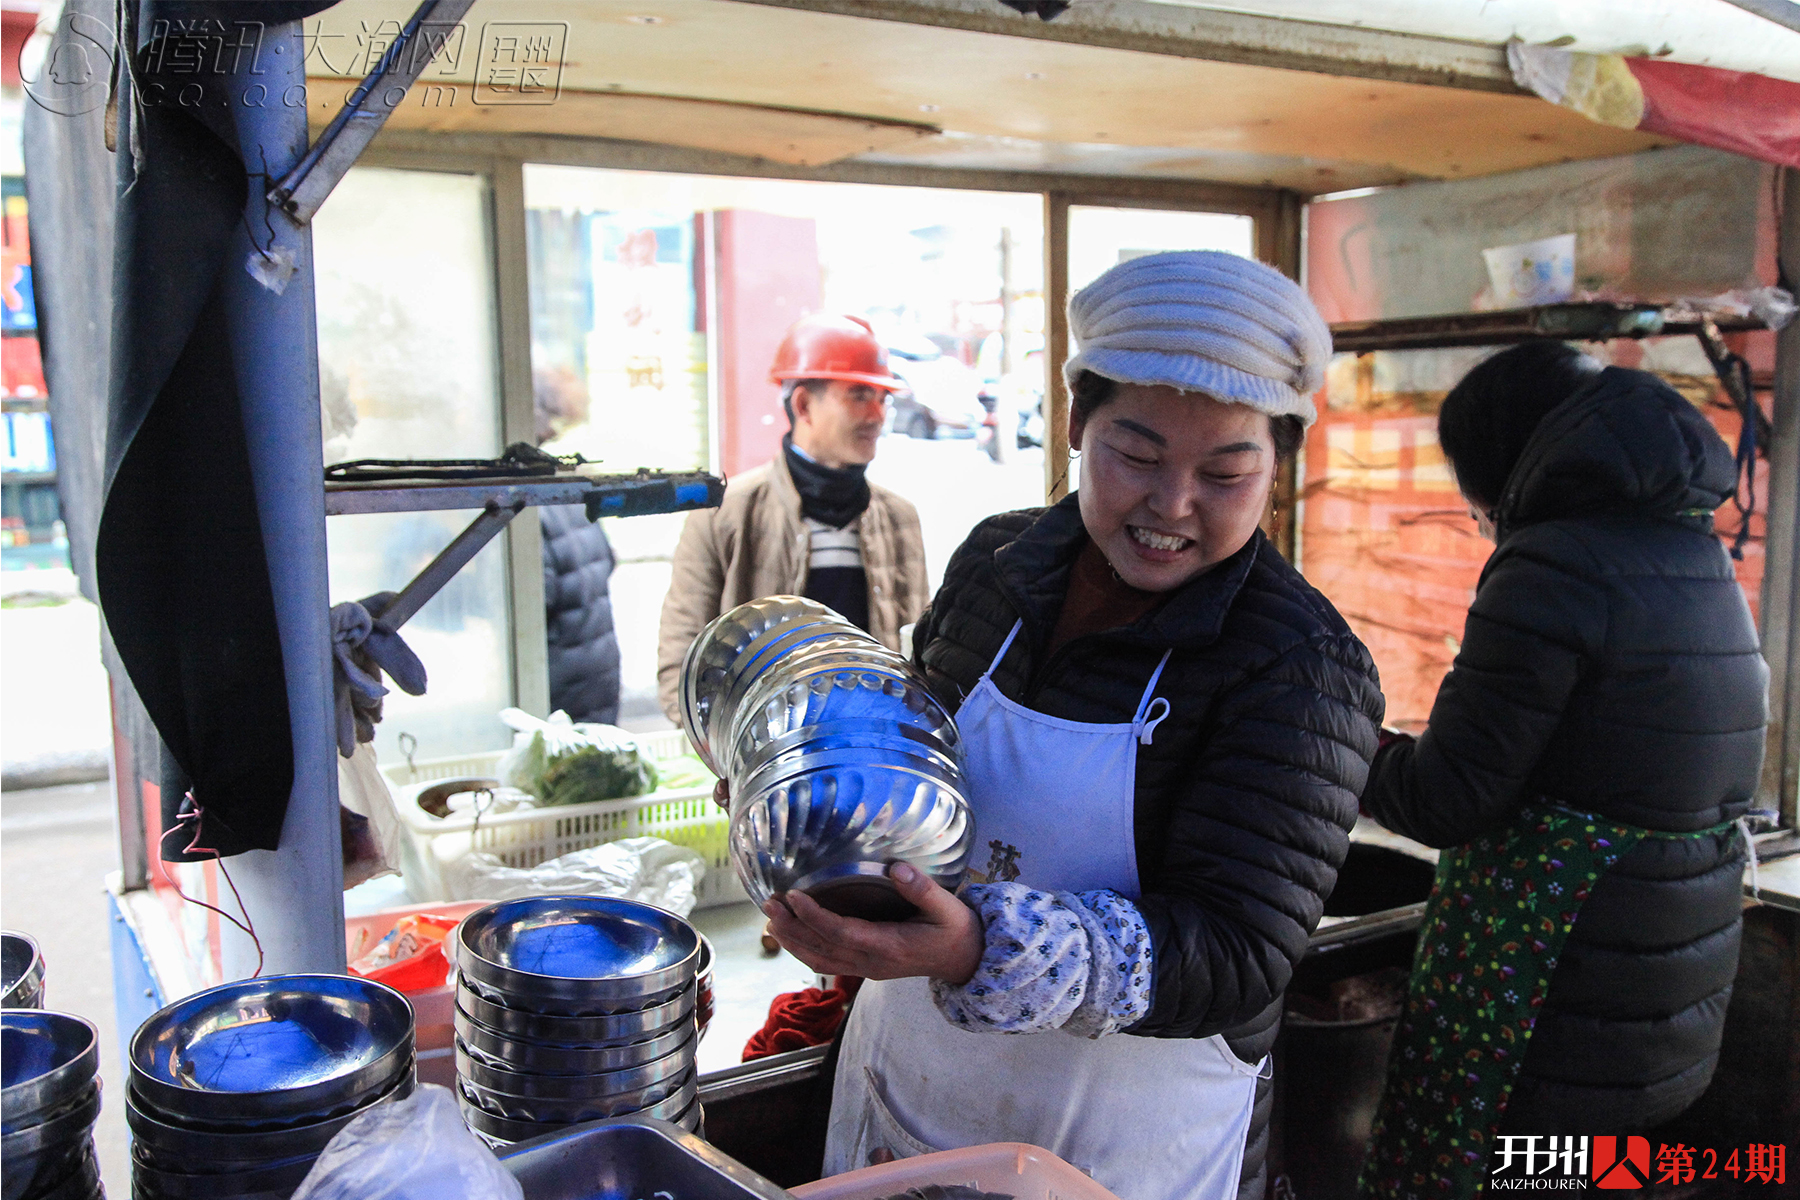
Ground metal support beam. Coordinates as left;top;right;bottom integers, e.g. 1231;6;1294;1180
269;0;476;223
220;22;345;978
378;502;524;632
1719;0;1800;36
1044;192;1072;504
723;0;1521;94
1764;168;1800;824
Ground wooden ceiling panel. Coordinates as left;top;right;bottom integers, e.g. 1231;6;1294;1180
308;0;1671;188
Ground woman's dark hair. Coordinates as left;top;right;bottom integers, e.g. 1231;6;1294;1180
1070;370;1305;464
1437;341;1603;511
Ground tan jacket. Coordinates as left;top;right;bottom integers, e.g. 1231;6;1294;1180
657;451;930;722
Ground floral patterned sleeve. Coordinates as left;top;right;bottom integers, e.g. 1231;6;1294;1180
929;883;1154;1038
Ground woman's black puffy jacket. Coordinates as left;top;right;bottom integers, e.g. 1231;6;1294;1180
1361;367;1768;1132
913;495;1384;1200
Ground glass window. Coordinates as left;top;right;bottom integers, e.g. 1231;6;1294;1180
523;165;1046;726
1063;206;1257;492
313;167;512;761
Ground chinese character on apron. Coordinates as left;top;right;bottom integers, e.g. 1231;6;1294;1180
826;621;1266;1200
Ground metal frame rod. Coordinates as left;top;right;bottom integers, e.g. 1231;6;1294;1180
268;0;476;224
377;501;523;631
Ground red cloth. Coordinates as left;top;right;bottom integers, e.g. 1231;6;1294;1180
742;976;863;1061
1631;57;1800;172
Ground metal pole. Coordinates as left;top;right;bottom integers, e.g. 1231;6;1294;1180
1044;192;1071;504
1763;167;1800;824
217;21;346;977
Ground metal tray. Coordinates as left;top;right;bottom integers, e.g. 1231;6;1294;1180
494;1112;793;1200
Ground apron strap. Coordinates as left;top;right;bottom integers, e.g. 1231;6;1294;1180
981;620;1026;684
1134;649;1174;745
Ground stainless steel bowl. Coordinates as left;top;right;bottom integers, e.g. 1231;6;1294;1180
454;1035;695;1102
129;975;414;1127
694;936;714;1042
27;1141;99;1200
125;1070;412;1165
731;744;974;920
453;1008;695;1076
2;1011;99;1131
1;933;44;1010
1;1081;100;1200
680;597;871;777
679;598;975;921
457;1072;696;1133
454;977;695;1044
130;1146;318;1197
455;897;699;1009
465;1096;707;1149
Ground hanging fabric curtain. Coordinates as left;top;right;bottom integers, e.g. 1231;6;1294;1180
1509;41;1800;170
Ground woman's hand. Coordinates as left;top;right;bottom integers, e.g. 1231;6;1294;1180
763;863;984;985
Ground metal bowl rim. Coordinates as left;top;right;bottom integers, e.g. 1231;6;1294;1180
453;978;695;1042
2;1011;99;1123
454;897;700;1000
452;1029;695;1096
127;974;414;1123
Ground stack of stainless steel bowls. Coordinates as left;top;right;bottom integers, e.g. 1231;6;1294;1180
679;596;975;920
451;896;704;1146
3;932;46;1010
127;975;415;1200
3;1011;103;1200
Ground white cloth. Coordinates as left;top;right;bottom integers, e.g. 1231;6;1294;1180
1065;249;1331;425
826;621;1263;1200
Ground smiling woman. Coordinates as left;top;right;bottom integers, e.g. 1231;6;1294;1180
762;251;1385;1200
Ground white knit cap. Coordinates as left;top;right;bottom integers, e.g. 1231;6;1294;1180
1065;250;1332;426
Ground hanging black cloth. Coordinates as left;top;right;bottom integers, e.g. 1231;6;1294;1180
96;1;334;861
783;437;871;529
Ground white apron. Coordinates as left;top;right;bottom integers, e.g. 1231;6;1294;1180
825;622;1265;1200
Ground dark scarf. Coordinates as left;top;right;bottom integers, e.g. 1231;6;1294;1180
784;436;871;529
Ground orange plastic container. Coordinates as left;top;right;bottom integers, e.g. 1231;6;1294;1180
344;899;492;1088
791;1144;1123;1200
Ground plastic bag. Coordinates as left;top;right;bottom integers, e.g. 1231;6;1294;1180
291;1084;521;1200
496;708;658;807
441;836;706;915
347;913;459;994
338;742;404;889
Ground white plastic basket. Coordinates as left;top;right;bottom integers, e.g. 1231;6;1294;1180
381;730;745;909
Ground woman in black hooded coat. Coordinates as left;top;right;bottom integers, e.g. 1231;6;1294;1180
1359;343;1767;1162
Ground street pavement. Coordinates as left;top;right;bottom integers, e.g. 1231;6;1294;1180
1;781;131;1193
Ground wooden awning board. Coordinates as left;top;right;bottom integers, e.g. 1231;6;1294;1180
307;0;1669;191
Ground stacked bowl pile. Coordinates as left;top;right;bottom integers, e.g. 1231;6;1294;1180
452;896;705;1146
680;596;974;920
3;932;46;1009
2;1011;103;1200
127;975;416;1200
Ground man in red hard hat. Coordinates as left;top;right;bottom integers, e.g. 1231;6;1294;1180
656;314;929;722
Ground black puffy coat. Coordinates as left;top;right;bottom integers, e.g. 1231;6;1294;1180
1361;367;1768;1132
912;495;1384;1199
541;505;621;725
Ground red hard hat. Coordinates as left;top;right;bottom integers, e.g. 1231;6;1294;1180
769;314;904;392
